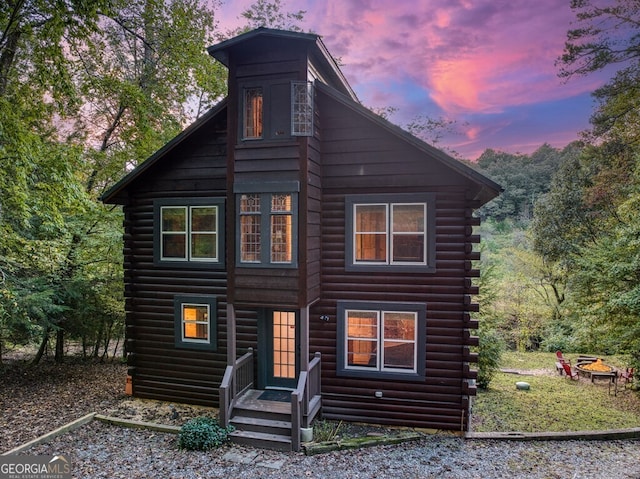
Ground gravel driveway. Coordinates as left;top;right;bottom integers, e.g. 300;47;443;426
20;420;640;479
3;359;640;478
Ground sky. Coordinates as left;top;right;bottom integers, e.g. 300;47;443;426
213;0;613;160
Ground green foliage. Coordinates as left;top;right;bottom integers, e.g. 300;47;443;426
559;0;640;142
473;352;640;432
178;417;234;451
476;328;504;389
232;0;306;34
312;419;343;442
474;143;575;224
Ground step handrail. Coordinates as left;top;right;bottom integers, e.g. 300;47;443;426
219;348;254;426
291;352;321;451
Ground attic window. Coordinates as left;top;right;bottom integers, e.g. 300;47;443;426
244;87;263;139
291;81;313;136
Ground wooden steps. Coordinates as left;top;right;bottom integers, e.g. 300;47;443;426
229;389;294;451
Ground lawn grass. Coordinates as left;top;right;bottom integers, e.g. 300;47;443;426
471;351;640;433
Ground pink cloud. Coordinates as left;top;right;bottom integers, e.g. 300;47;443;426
306;0;597;114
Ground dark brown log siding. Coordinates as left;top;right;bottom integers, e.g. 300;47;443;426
310;94;479;430
123;115;239;407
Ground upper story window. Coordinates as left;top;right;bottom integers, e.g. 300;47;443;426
243;87;263;139
291;81;313;136
240;81;313;142
345;193;436;272
235;182;298;268
154;198;225;268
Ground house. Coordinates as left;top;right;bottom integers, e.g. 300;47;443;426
101;27;501;451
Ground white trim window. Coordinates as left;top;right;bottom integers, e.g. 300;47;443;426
181;303;210;343
345;309;418;373
353;202;426;265
161;205;218;262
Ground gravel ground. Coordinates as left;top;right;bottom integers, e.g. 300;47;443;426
21;421;640;479
3;358;640;478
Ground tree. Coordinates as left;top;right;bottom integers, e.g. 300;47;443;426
229;0;306;35
559;0;640;142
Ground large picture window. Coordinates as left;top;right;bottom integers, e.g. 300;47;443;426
174;295;217;351
346;193;435;272
337;301;426;380
235;183;298;268
154;198;225;268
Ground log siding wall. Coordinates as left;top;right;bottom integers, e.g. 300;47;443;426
309;93;480;430
122;114;239;407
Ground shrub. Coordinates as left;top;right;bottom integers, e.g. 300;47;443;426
178;417;234;451
312;419;343;442
477;328;504;389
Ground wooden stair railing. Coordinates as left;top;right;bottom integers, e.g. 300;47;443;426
291;352;321;451
219;348;254;427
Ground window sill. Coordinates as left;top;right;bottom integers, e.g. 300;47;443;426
336;369;425;382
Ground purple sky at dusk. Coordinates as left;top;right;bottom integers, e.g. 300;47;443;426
214;0;612;160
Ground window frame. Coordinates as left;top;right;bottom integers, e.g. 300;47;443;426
291;81;314;136
154;198;225;269
242;86;264;140
345;193;436;273
234;182;299;269
337;301;426;381
174;295;217;351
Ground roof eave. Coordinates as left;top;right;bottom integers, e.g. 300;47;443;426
315;82;502;204
100;99;228;204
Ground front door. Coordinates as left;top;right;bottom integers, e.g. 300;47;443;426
262;310;298;389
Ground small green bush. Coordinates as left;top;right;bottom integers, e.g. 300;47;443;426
178;417;235;451
477;328;504;389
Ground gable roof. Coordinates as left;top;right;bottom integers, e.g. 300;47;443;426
207;27;357;101
315;82;502;205
100;99;228;204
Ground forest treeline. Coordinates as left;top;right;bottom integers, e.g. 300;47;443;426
0;0;304;363
1;1;639;375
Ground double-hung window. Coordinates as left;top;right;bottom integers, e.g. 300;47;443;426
174;295;217;351
235;182;298;267
154;198;225;268
337;301;426;380
346;193;435;272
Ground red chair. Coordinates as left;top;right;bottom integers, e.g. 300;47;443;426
556;350;571;365
562;361;579;380
619;368;634;388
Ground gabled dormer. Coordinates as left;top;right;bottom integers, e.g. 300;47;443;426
208;28;356;145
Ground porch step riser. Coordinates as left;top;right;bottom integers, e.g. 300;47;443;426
232;407;291;423
230;430;292;452
231;416;292;436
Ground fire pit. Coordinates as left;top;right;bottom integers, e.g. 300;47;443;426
576;358;616;383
